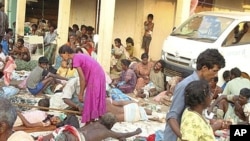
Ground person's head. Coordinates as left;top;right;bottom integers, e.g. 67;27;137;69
68;34;77;43
31;24;38;31
61;60;68;68
99;112;117;130
49;116;62;125
147;14;154;22
72;24;79;32
6;28;13;36
209;76;218;88
230;67;241;79
196;49;225;82
38;98;50;111
185;80;212;110
49;25;56;32
114;38;122;47
238;88;250;105
81;34;88;44
38;56;49;69
0;3;4;11
0;98;17;138
121;59;131;70
223;70;231;82
58;45;74;61
86;26;94;35
81;25;87;34
16;38;24;48
154;60;165;72
126;37;134;46
141;53;149;65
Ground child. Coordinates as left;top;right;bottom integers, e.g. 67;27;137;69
26;56;68;96
56;60;78;79
142;14;154;54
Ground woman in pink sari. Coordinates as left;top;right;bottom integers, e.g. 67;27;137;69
59;45;106;123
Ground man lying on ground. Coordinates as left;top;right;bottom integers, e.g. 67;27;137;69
36;112;142;141
106;97;165;123
14;98;79;129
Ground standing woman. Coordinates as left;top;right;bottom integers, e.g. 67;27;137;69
58;45;106;123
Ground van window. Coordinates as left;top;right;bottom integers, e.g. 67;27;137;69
171;15;233;43
223;22;250;46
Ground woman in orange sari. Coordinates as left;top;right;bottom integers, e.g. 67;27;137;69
135;53;154;93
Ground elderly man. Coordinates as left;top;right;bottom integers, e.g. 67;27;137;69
137;60;166;98
0;98;33;141
36;112;141;141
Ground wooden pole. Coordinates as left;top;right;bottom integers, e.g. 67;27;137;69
13;103;81;115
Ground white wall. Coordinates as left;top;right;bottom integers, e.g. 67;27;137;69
69;0;96;28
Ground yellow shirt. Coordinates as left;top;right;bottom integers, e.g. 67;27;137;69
57;67;78;78
178;108;215;141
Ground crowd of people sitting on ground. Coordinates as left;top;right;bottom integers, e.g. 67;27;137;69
2;19;250;141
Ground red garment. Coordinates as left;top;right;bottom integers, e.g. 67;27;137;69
147;134;155;141
3;56;16;86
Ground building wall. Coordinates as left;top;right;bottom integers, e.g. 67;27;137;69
213;0;246;11
69;0;176;61
69;0;96;29
113;0;176;60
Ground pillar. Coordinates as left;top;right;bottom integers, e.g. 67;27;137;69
97;0;116;73
15;0;26;39
56;0;71;51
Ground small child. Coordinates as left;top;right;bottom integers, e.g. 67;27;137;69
56;60;78;79
26;56;68;96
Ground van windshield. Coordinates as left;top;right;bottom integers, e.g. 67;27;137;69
171;15;233;43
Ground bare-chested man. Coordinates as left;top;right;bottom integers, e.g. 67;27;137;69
37;112;142;141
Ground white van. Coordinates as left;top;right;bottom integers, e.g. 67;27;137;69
161;11;250;86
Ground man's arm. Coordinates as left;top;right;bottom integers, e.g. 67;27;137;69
208;95;227;113
17;112;48;128
48;72;68;81
109;128;142;140
166;82;186;139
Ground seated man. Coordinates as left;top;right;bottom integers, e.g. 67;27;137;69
209;88;250;124
36;112;142;141
137;60;166;98
0;98;33;140
9;38;30;62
